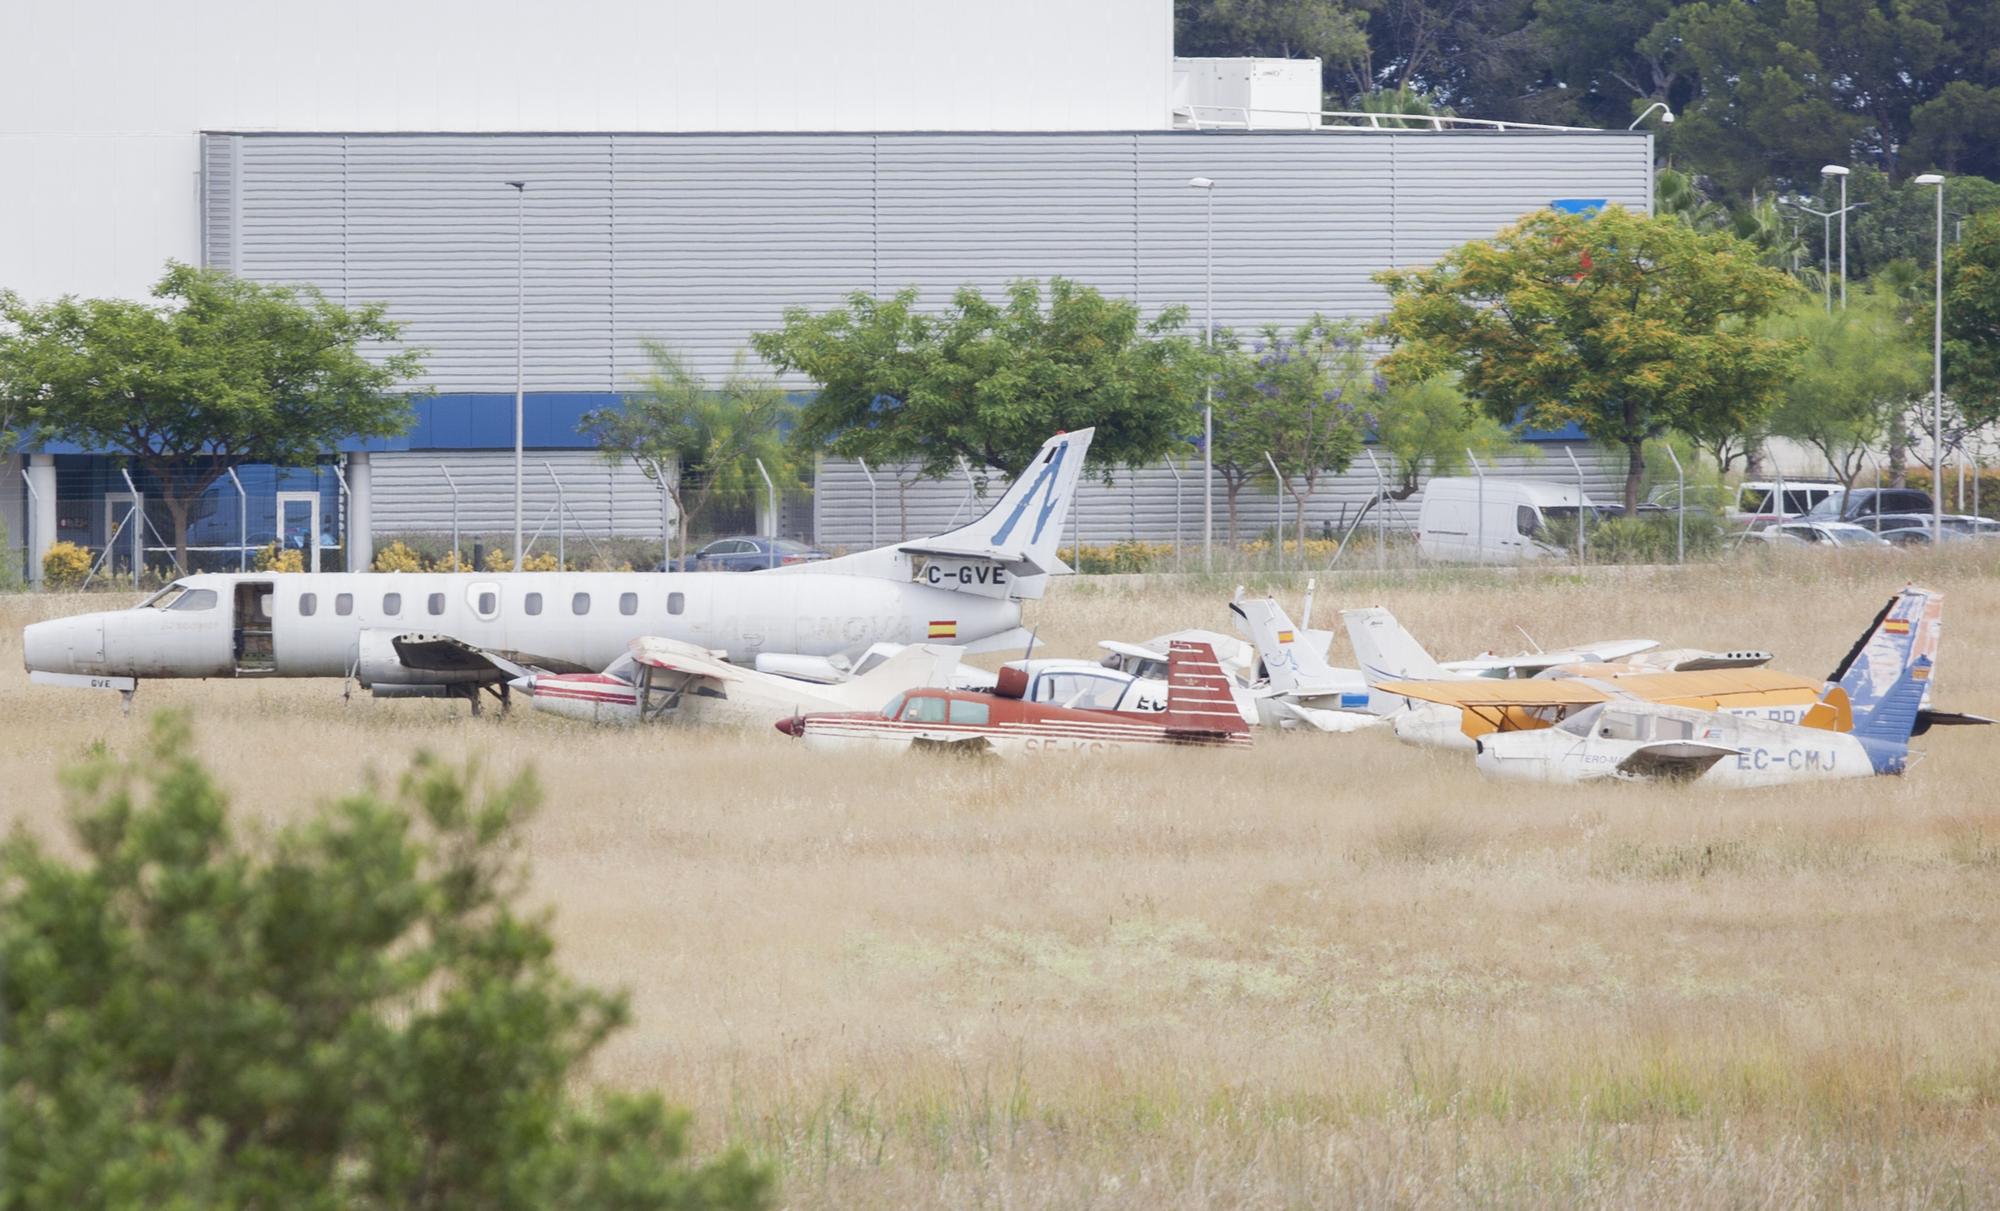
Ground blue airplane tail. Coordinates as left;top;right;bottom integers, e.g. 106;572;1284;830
1823;585;1941;752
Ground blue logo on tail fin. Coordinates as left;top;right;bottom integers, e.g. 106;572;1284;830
989;441;1066;547
1839;589;1938;750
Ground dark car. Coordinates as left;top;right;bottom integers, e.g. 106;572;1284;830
665;536;828;572
1805;488;1935;524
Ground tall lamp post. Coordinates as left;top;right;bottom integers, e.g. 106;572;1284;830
1188;176;1217;572
1821;164;1850;308
1628;103;1673;215
1915;172;1947;546
506;180;527;571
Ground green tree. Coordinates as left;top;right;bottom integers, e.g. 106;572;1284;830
1370;374;1513;498
0;712;768;1211
581;346;800;568
0;264;423;570
1765;289;1928;488
1215;318;1370;548
751;278;1204;480
1375;205;1798;513
1930;209;2000;432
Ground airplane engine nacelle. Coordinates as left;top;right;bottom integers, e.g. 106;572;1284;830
354;628;493;687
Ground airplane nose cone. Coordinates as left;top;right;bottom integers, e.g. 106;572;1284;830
775;716;800;737
22;618;69;674
508;675;536;696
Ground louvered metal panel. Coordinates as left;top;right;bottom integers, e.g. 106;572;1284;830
209;130;1651;394
809;446;1627;550
371;449;671;539
201;135;238;274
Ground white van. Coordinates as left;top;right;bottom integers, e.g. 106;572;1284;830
1417;477;1598;563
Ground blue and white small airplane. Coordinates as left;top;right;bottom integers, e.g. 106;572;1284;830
1388;585;1978;786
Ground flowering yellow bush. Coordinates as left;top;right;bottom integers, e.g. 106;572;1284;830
372;541;426;573
1070;541;1177;573
41;540;93;589
1240;538;1344;561
254;543;305;573
483;549;561;572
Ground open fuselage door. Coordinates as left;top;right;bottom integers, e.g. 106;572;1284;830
232;580;277;675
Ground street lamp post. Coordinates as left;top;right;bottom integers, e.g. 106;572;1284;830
1782;198;1868;314
1822;165;1850;308
1189;176;1217;572
1627;101;1674;130
1916;173;1947;546
505;180;527;571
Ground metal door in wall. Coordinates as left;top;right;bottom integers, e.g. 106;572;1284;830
276;491;321;573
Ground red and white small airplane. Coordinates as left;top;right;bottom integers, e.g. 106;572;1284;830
775;639;1251;756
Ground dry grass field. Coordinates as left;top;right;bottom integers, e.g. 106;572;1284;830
4;550;2000;1207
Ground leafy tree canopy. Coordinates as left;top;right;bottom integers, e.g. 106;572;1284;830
0;713;769;1211
581;346;800;565
751;278;1205;479
1213;316;1372;546
1765;288;1929;486
0;263;423;568
1932;209;2000;429
1375;205;1799;512
1370;373;1513;498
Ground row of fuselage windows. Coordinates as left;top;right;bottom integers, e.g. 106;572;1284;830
295;590;688;619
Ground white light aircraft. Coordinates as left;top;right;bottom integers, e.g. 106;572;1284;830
1425;585;1954;787
22;429;1094;712
1227;595;1381;732
1344;605;1779;748
512;637;966;728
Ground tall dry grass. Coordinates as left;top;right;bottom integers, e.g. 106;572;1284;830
3;547;1999;1206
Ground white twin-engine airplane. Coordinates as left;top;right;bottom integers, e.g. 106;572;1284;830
22;429;1095;711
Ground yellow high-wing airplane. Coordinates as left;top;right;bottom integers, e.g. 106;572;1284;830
1375;666;1840;745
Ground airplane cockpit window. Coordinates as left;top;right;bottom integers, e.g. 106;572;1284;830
901;695;948;724
1594;709;1644;741
619;592;638;616
335;593;354;616
144;583;190;609
1557;704;1604;736
1036;673;1126;711
427;593;445;616
572;593;591;616
879;693;907;720
167;588;218;611
603;654;638;681
667;592;685;615
524;592;542;616
299;593;317;617
1652;716;1696;742
948;699;991;725
383;592;402;616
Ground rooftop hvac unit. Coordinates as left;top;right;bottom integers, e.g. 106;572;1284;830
1171;58;1322;130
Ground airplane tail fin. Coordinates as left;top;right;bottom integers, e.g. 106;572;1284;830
1342;607;1448;684
1163;640;1250;738
789;429;1094;598
1825;585;1941;747
1229;597;1333;692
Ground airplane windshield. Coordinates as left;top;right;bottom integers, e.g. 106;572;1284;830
879;693;907;720
143;582;191;610
1557;704;1604;736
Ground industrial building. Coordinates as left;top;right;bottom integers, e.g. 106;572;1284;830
3;0;1651;579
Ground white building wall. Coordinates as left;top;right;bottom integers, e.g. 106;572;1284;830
0;0;1173;302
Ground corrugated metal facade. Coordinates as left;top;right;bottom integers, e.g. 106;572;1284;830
202;129;1652;545
812;447;1629;551
201;130;1651;390
372;450;669;539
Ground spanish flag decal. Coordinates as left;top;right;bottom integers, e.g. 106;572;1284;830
1277;630;1295;644
929;620;957;639
1884;619;1912;635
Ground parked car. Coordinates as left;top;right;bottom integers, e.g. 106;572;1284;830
663;536;829;571
1801;487;1935;525
1746;521;1894;549
1859;514;1978;546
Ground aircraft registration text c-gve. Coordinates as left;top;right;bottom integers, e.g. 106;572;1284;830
924;565;1008;587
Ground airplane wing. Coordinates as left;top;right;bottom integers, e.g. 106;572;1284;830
1605;668;1821;709
1447;639;1658;678
1270;699;1382;733
1373;679;1614;709
1615;740;1743;781
1644;649;1775;672
391;634;537;682
627;637;753;685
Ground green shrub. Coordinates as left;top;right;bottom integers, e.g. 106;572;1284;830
0;713;770;1210
40;540;92;589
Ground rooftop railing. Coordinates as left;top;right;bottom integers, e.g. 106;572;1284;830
1172;105;1601;134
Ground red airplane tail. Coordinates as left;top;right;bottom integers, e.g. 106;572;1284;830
1163;640;1250;739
